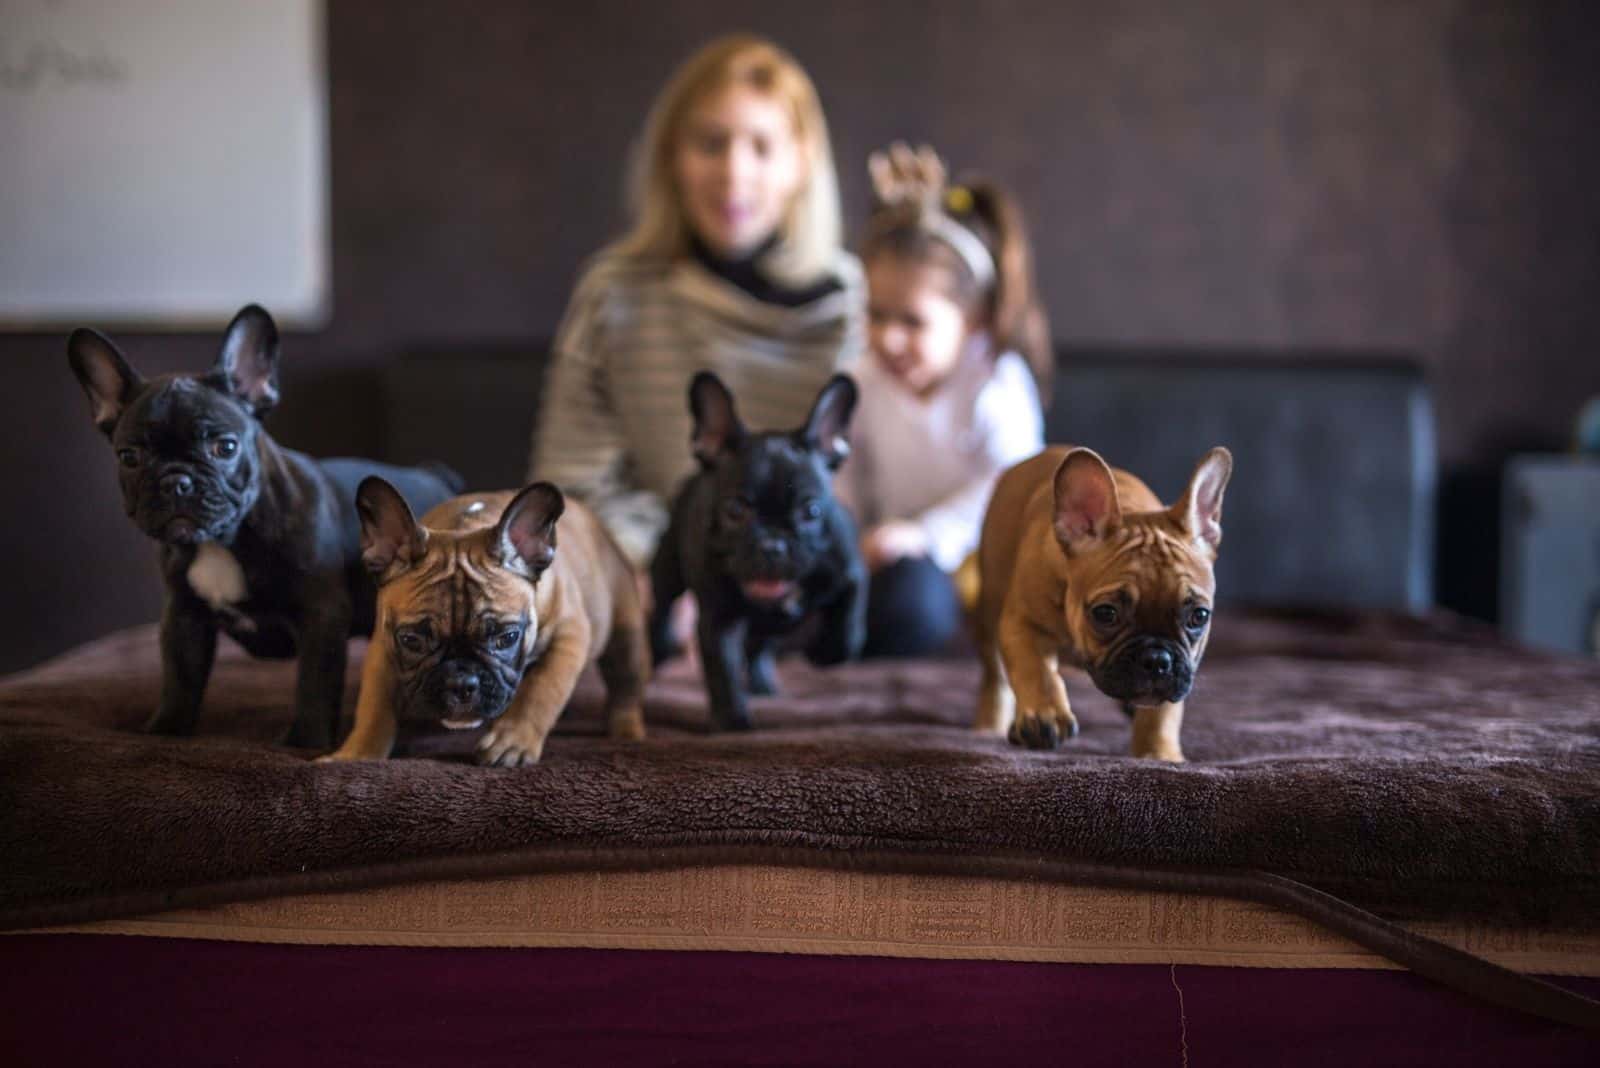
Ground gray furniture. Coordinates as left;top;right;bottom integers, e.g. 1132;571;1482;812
1047;353;1435;612
382;349;1437;613
1500;455;1600;655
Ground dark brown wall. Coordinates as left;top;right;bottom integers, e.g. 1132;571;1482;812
3;0;1598;671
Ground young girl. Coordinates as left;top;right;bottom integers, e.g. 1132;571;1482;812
530;35;862;570
838;144;1051;658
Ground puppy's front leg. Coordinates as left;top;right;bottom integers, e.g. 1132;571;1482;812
1131;702;1185;763
997;608;1077;749
598;615;649;742
147;593;217;735
648;528;687;665
697;612;751;730
974;601;1013;735
285;594;351;751
319;636;399;761
805;570;866;667
974;642;1015;736
478;618;592;767
745;632;780;696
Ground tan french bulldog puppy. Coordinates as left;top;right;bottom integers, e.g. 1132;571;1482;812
322;480;647;766
974;446;1232;762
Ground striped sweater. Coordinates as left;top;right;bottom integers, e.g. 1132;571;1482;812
529;249;865;566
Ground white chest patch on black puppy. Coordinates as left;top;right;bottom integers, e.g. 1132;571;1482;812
187;542;248;609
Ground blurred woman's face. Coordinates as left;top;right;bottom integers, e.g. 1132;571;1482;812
675;85;806;259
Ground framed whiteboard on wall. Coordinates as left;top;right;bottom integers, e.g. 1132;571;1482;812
0;0;329;328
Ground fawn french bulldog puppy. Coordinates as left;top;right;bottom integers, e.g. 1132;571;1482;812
68;304;460;748
975;446;1232;762
324;481;647;765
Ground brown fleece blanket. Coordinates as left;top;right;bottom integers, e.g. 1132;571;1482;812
2;610;1598;936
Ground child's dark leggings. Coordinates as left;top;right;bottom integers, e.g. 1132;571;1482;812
862;555;964;659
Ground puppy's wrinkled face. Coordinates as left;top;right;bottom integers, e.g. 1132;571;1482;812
1066;515;1215;706
689;371;857;608
1053;447;1232;708
68;304;283;548
109;380;262;546
382;536;537;729
710;434;837;605
358;481;562;730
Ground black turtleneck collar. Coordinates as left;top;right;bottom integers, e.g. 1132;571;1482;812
689;234;842;308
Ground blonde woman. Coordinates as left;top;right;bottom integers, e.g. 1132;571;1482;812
530;34;863;569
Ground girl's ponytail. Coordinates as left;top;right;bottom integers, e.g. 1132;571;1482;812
962;181;1053;400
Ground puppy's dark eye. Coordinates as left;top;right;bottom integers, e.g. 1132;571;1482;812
1186;606;1212;631
210;437;239;460
492;627;522;652
1090;603;1120;627
800;499;823;523
117;448;141;469
721;499;752;525
395;628;429;655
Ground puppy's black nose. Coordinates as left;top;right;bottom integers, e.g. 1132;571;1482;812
757;535;788;563
1140;647;1174;677
160;472;195;498
446;674;480;702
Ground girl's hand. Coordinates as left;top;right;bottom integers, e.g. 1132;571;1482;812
861;521;929;570
670;592;700;671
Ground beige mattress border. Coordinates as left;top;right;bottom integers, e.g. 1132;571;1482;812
23;864;1600;976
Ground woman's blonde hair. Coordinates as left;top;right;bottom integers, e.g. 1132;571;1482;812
611;35;843;287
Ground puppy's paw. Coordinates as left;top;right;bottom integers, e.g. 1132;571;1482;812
747;656;780;696
974;686;1015;736
280;723;333;751
315;735;395;761
804;627;861;667
141;711;195;736
1132;742;1186;763
608;704;647;742
710;708;754;732
1008;707;1079;750
477;722;547;767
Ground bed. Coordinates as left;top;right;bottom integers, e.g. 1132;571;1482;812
2;353;1597;1064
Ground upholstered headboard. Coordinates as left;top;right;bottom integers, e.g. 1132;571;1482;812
382;349;1436;612
1044;353;1434;612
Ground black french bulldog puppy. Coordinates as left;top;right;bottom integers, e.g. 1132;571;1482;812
650;371;867;730
67;304;462;749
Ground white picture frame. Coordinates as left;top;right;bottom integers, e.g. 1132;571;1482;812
0;0;329;328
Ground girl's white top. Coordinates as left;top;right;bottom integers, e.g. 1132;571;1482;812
837;337;1044;572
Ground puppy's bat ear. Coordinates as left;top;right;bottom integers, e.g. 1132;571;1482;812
1172;447;1232;554
357;477;427;581
495;481;564;579
210;304;281;417
1053;448;1122;553
68;328;143;436
801;374;857;470
689;371;744;466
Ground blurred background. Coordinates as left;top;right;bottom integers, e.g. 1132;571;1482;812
3;0;1598;672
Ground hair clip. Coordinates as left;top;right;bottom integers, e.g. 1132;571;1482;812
944;186;974;215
